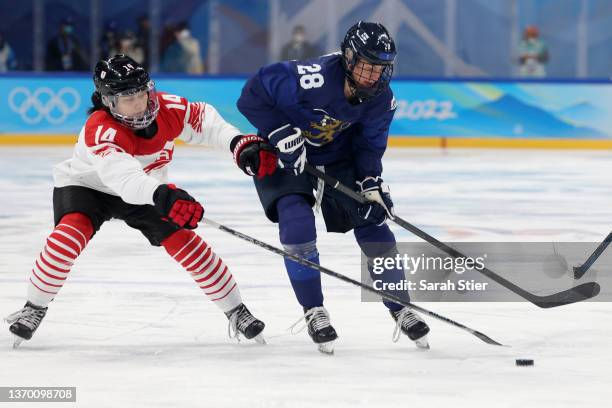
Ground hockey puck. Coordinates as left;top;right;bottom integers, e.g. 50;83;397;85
516;359;534;366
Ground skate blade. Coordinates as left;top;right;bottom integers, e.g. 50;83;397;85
415;336;430;350
253;334;266;345
12;336;24;349
317;341;335;355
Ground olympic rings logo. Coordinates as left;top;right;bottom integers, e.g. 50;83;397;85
8;87;81;125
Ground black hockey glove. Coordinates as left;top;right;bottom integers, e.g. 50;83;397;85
153;184;204;229
231;134;278;179
356;176;395;226
267;124;306;176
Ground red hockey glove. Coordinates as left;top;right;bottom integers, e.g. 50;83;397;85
153;184;204;229
231;134;278;179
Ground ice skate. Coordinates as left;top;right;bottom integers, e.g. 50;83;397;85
390;307;430;349
290;306;337;355
226;303;266;344
5;302;48;349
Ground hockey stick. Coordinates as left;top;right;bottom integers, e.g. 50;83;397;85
202;217;505;346
573;231;612;279
304;164;600;308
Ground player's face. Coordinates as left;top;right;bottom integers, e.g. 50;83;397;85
352;59;385;88
114;90;149;117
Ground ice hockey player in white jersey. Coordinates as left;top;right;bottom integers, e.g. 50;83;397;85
4;55;275;348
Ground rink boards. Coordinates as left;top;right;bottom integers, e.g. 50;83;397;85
1;74;612;149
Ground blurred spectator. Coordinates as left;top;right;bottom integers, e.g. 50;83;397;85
159;22;177;57
136;15;151;69
111;31;144;65
517;25;549;78
0;32;17;72
45;17;88;71
280;25;318;61
99;21;118;60
160;21;203;74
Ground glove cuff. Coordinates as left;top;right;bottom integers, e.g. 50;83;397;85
232;134;264;166
153;184;170;213
268;124;303;153
356;176;383;193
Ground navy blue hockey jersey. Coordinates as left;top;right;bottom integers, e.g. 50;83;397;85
237;53;396;179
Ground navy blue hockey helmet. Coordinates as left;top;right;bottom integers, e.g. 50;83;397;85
340;21;396;103
93;54;159;129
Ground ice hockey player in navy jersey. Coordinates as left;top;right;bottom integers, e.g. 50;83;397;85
233;22;430;353
4;55;272;348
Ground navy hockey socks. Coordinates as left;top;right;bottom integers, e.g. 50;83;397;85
278;195;324;309
355;223;406;312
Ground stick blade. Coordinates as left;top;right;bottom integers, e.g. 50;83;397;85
472;330;506;346
532;282;601;308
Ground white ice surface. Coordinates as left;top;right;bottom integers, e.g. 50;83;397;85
0;147;610;408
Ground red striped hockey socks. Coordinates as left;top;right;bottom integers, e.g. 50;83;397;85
162;229;242;312
27;212;94;307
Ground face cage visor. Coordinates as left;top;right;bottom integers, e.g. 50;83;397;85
103;80;160;129
345;51;394;102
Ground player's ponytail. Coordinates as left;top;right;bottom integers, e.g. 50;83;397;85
87;91;107;115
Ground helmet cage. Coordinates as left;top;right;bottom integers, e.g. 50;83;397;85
340;22;396;103
343;45;394;102
102;80;159;129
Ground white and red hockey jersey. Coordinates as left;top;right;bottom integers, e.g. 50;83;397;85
54;92;241;205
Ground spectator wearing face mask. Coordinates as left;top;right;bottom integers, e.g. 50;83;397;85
517;25;549;78
45;17;88;71
0;32;17;72
280;25;319;61
160;21;204;74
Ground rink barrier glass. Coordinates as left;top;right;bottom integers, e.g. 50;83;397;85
360;242;611;302
2;75;612;148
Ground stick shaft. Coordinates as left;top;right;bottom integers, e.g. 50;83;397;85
305;164;600;308
574;231;612;277
202;217;505;346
